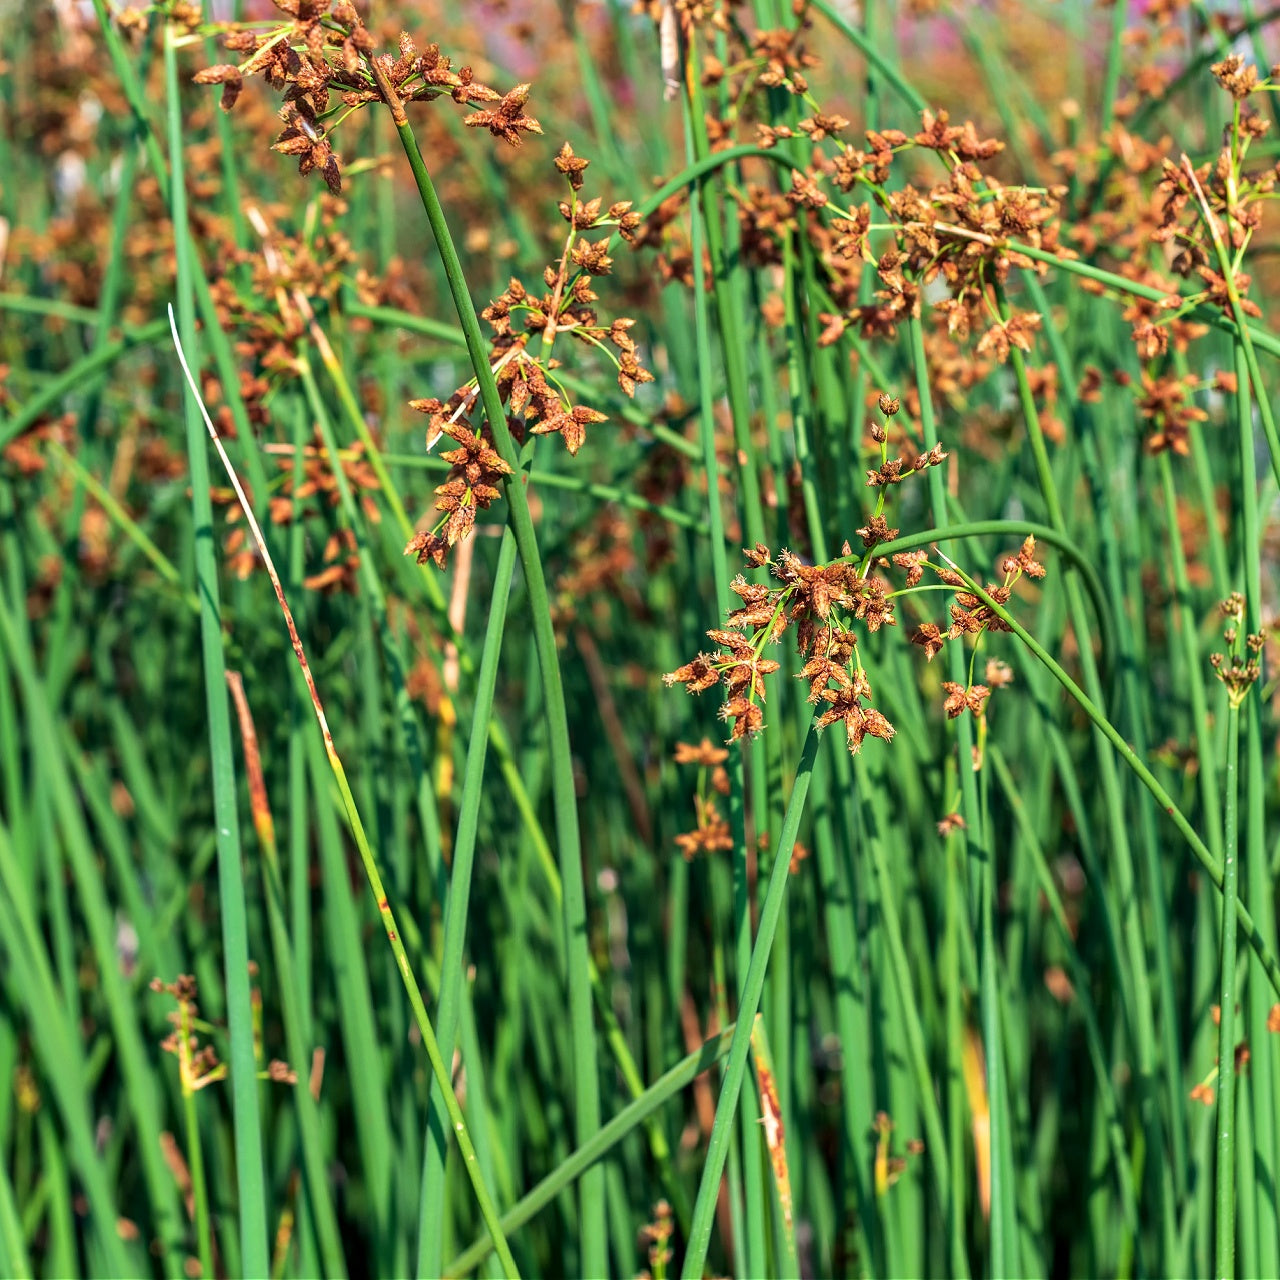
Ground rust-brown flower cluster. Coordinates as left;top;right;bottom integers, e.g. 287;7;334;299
404;416;513;570
196;2;544;193
665;542;900;751
671;739;734;860
406;143;652;569
1152;58;1276;311
1210;592;1264;709
635;5;1064;358
150;974;225;1093
912;534;1045;661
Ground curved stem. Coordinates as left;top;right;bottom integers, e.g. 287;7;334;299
937;557;1280;1000
809;0;928;113
373;67;602;1276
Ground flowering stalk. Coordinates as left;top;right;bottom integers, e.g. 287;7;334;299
1208;593;1265;1279
947;561;1280;999
370;59;605;1279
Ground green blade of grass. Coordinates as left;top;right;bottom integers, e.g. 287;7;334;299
375;71;604;1277
164;25;270;1275
418;525;521;1277
167;309;521;1278
681;719;821;1280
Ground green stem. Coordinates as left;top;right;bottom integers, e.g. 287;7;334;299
234;675;347;1279
809;0;927;113
164;26;269;1275
908;308;985;1276
182;1071;214;1280
375;71;602;1277
444;1026;736;1278
418;526;520;1277
939;561;1280;1000
1098;0;1130;137
1216;701;1241;1280
681;719;822;1280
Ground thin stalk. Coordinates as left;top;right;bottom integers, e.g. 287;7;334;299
681;719;822;1280
1242;693;1279;1277
935;556;1280;999
682;42;776;1270
418;526;520;1278
0;292;109;326
1098;0;1130;136
1215;700;1241;1280
164;29;269;1274
1157;450;1224;857
375;73;603;1275
224;673;347;1279
809;0;927;113
908;308;987;1274
1224;270;1276;1276
181;1055;214;1280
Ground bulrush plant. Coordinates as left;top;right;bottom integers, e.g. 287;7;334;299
403;139;650;569
6;0;1280;1278
664;486;1046;753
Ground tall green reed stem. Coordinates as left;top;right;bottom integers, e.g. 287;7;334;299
1215;695;1241;1280
371;65;603;1277
418;526;520;1277
681;719;822;1279
224;672;347;1279
682;44;775;1275
907;308;989;1276
164;25;269;1274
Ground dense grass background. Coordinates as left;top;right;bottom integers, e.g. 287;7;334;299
3;1;1280;1276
